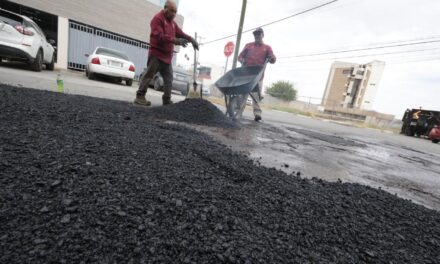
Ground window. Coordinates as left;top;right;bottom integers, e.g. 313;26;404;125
0;10;23;27
27;19;45;38
342;69;351;74
96;48;129;61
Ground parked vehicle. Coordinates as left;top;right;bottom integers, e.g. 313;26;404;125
140;66;192;95
401;108;440;139
85;47;135;86
429;125;440;143
0;8;55;71
201;84;210;96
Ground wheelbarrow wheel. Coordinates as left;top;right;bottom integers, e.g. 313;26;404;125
226;95;246;119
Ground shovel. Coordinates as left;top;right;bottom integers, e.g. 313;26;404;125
186;33;202;100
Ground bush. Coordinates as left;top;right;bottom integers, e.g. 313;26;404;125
266;81;297;101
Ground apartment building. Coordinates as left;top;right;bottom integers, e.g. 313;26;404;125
322;60;385;111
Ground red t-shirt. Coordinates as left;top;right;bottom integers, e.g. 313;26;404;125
238;42;276;66
148;10;192;64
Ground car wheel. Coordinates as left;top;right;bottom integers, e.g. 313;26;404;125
126;79;133;86
433;139;439;143
46;55;55;71
31;50;43;72
88;71;95;80
405;127;415;136
154;78;162;91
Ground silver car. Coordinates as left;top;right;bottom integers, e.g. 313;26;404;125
141;66;192;95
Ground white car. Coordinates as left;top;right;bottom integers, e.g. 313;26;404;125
0;8;55;71
85;47;136;86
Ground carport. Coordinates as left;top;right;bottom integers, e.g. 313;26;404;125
67;21;148;80
0;1;58;61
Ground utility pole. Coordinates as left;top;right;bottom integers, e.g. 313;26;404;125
232;0;247;69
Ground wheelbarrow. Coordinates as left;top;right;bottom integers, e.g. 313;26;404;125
215;62;267;119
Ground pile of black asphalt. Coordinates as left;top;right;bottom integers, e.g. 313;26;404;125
1;84;439;263
147;98;237;128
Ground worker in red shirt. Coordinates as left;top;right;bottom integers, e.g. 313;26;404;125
238;27;276;121
134;0;199;106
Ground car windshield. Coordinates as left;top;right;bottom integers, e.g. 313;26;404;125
0;10;23;27
96;48;129;60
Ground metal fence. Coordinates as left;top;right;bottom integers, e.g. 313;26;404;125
68;21;148;79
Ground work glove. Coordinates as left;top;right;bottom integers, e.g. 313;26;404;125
191;38;199;50
267;55;276;64
174;38;189;47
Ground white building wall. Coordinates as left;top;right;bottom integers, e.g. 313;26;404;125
361;61;385;110
55;16;69;69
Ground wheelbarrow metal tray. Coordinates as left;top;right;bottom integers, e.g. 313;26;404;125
215;65;264;95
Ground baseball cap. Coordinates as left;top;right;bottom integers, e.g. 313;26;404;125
253;27;264;35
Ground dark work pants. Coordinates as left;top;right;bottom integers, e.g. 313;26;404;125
136;56;173;100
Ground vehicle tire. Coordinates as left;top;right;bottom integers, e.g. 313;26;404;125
433;139;439;143
154;78;162;91
405;127;415;136
126;79;133;86
226;95;245;119
31;50;43;72
46;55;55;71
88;71;95;80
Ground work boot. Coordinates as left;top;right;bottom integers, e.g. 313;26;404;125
254;115;262;122
134;96;151;106
162;97;173;105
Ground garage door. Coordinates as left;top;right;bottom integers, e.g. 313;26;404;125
68;21;148;80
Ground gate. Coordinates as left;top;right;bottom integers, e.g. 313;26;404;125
68;21;148;80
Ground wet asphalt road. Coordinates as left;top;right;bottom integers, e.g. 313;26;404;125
1;64;439;211
202;118;440;211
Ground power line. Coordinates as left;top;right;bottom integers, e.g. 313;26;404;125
289;35;440;56
278;39;440;59
277;47;440;64
272;56;440;71
202;0;339;45
192;35;440;65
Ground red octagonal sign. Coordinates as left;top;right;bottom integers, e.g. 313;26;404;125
224;41;234;57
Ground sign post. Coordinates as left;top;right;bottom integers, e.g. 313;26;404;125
223;41;234;74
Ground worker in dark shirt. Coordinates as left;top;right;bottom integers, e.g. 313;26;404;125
134;0;198;106
238;27;276;121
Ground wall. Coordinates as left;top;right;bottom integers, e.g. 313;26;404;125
8;0;185;42
362;61;385;111
55;16;68;69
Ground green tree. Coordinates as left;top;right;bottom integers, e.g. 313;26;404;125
266;81;297;101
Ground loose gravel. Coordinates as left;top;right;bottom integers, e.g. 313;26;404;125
1;85;439;263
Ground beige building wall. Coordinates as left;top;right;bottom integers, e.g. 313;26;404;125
323;67;351;108
8;0;185;42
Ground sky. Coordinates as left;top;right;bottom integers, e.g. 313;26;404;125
174;0;440;118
